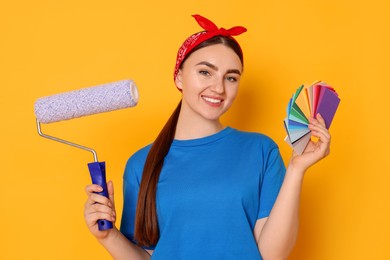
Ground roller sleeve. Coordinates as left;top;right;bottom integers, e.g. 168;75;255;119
34;80;139;123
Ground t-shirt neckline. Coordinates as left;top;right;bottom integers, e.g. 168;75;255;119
172;127;234;147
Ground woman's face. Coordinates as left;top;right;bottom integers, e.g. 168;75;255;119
175;43;243;124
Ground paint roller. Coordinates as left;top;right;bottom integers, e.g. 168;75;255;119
34;79;139;230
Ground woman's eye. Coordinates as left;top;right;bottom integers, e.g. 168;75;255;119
199;70;210;76
226;76;238;82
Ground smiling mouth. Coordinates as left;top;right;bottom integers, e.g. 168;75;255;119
202;96;223;104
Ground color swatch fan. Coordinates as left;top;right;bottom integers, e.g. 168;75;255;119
284;81;340;154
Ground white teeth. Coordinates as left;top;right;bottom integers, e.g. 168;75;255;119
203;96;222;103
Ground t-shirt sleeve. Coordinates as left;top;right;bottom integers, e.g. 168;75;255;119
120;150;156;250
257;143;286;219
120;157;141;244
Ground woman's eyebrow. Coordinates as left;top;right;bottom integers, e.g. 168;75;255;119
227;69;241;75
196;61;218;71
196;61;241;75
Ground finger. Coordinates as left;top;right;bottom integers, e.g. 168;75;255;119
315;113;327;128
310;130;331;152
85;184;103;195
84;202;116;223
311;129;331;143
308;124;331;140
107;180;115;205
85;211;116;224
85;202;115;216
85;194;113;209
309;117;323;128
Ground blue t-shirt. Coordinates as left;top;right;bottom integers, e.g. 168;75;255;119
120;127;286;259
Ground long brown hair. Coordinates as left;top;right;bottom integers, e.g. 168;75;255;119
134;35;244;247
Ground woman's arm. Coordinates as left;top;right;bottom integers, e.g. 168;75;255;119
84;181;151;260
254;164;305;259
255;114;331;259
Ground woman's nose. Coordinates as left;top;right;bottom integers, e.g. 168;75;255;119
209;76;225;94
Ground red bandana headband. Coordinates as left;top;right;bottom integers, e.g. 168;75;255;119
173;14;247;81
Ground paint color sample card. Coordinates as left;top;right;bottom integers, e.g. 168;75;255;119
284;81;340;154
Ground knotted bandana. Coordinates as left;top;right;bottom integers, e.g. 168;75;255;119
173;14;247;81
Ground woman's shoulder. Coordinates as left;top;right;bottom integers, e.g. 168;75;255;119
123;144;152;180
129;143;152;163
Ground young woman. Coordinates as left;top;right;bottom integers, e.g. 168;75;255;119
84;14;331;260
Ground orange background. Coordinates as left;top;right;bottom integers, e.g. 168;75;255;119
1;0;389;259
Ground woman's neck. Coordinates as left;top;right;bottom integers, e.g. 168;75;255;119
174;111;225;140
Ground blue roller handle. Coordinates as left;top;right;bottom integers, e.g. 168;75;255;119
87;161;113;231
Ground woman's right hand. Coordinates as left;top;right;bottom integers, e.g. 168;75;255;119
84;180;117;240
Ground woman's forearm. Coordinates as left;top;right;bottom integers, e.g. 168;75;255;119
258;165;305;259
97;227;151;260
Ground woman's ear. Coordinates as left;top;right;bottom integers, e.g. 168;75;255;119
175;70;183;91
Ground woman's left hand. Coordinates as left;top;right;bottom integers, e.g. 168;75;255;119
289;113;331;173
